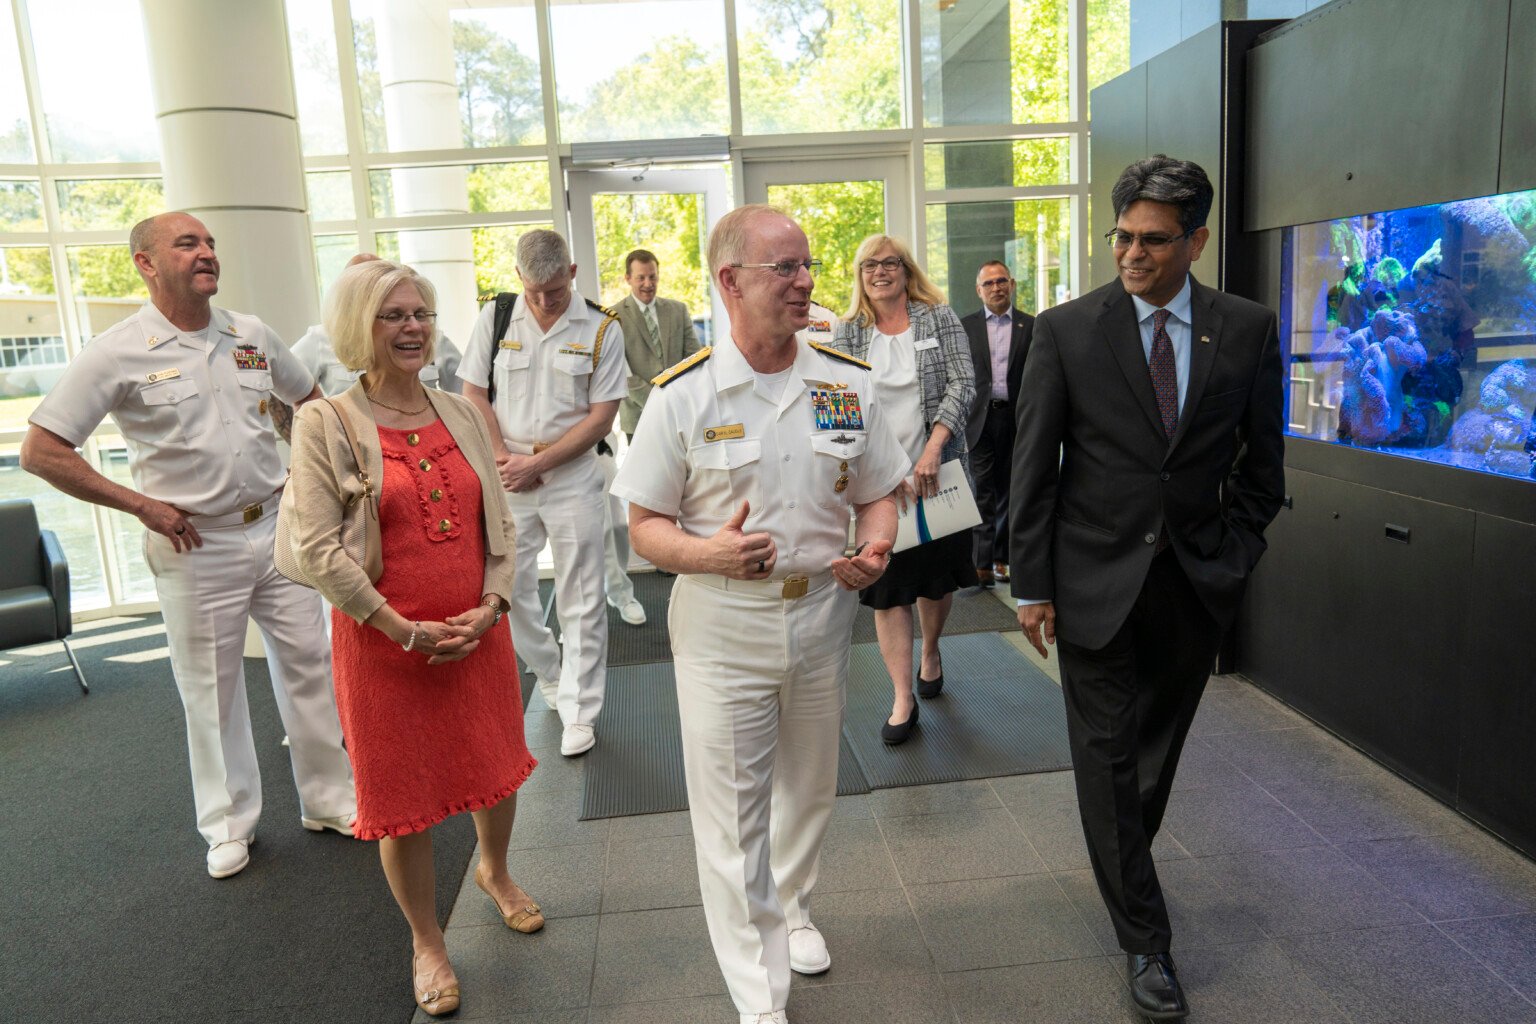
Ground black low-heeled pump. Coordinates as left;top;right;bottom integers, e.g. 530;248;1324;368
917;658;944;699
880;700;920;745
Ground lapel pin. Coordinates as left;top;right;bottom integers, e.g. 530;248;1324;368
1200;335;1210;344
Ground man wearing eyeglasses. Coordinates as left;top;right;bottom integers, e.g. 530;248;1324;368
961;261;1034;588
1011;156;1284;1020
460;229;626;758
21;211;356;879
614;205;907;1024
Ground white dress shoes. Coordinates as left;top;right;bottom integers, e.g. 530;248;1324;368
740;1012;788;1024
207;837;252;878
537;677;559;712
561;723;596;756
301;813;357;837
614;597;647;626
788;922;831;975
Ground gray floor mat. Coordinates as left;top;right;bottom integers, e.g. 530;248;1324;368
840;632;1072;789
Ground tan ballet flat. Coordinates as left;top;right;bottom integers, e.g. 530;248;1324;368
412;954;460;1017
474;865;545;933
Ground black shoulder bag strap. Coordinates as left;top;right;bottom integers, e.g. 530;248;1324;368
486;291;518;405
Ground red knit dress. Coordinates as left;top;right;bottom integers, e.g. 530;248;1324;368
331;418;536;840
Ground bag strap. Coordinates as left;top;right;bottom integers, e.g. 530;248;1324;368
487;291;518;406
321;398;377;521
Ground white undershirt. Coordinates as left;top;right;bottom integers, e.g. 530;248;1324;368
867;328;925;464
754;365;796;405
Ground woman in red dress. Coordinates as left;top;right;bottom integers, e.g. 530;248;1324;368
289;259;539;1016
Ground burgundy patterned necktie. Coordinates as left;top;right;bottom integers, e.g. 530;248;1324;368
1149;308;1178;439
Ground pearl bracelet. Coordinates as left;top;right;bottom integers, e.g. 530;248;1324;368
403;621;420;652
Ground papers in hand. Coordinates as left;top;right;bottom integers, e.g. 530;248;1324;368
893;459;981;552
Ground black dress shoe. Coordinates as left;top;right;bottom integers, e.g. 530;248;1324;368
880;701;919;745
1127;952;1189;1020
916;660;944;699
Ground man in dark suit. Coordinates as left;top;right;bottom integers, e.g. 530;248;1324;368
1010;155;1284;1020
962;261;1034;588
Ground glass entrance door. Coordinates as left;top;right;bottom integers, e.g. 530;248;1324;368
567;168;729;343
743;155;911;316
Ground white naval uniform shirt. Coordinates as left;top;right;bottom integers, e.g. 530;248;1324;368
460;290;627;446
611;337;911;577
290;323;463;396
30;303;314;516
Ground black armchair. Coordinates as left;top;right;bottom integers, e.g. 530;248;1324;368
0;498;87;693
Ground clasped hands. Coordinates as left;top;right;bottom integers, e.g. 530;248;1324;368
406;604;500;665
496;451;544;493
708;501;892;591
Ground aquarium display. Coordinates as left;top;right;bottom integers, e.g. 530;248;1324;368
1284;189;1536;481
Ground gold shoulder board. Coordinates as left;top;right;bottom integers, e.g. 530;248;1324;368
652;347;713;387
809;340;871;370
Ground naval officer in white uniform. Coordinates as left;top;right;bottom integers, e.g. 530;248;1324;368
613;205;908;1024
460;229;626;757
21;212;356;879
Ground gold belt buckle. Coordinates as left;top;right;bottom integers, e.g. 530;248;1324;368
242;502;263;524
781;574;809;599
532;442;551;454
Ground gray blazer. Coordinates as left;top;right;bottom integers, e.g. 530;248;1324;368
615;295;701;434
288;382;516;624
830;300;976;474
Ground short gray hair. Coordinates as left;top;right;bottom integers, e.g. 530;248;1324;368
1110;155;1214;233
129;212;177;257
707;203;786;275
515;229;572;284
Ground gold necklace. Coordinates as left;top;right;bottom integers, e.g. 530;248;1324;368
367;393;431;415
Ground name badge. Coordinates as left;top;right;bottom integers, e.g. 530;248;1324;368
703;424;745;442
914;336;939;352
146;368;181;383
499;340;522;350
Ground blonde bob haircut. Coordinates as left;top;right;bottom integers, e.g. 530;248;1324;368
843;234;946;327
324;259;437;381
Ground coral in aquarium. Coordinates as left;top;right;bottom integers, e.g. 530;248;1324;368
1445;360;1536;475
1335;317;1428;446
1442;198;1529;261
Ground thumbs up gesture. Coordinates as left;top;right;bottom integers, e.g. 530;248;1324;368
707;501;776;579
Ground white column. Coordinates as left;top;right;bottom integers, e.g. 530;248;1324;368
139;0;319;345
376;0;478;347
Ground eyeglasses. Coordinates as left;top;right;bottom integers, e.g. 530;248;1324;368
1104;229;1194;252
731;259;822;278
376;310;438;325
859;257;905;274
978;276;1012;289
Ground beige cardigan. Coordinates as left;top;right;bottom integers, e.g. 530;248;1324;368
288;381;516;624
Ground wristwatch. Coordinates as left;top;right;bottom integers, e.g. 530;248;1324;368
482;595;504;627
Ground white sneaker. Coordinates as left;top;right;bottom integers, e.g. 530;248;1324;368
301;813;356;837
614;597;647;626
788;923;831;975
537;677;559;711
740;1012;788;1024
561;723;596;756
207;837;252;879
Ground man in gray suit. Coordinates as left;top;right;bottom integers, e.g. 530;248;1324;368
961;261;1033;589
615;249;701;439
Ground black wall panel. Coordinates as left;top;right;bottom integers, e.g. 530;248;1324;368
1455;514;1536;855
1245;0;1510;230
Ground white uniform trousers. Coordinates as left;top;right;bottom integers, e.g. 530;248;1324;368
506;453;608;726
669;572;855;1014
598;446;637;606
143;513;355;847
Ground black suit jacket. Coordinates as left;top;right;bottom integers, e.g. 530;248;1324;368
961;306;1035;450
1008;275;1285;650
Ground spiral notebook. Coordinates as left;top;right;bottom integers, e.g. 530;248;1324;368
893;459;982;552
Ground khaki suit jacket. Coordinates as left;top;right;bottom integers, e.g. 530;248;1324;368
615;294;700;433
288;381;516;624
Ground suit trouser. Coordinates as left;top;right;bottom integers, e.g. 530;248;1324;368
597;444;637;606
143;514;355;847
970;401;1014;567
1057;548;1221;953
506;454;608;727
669;573;854;1014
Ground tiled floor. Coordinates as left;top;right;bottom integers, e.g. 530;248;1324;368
418;613;1536;1023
